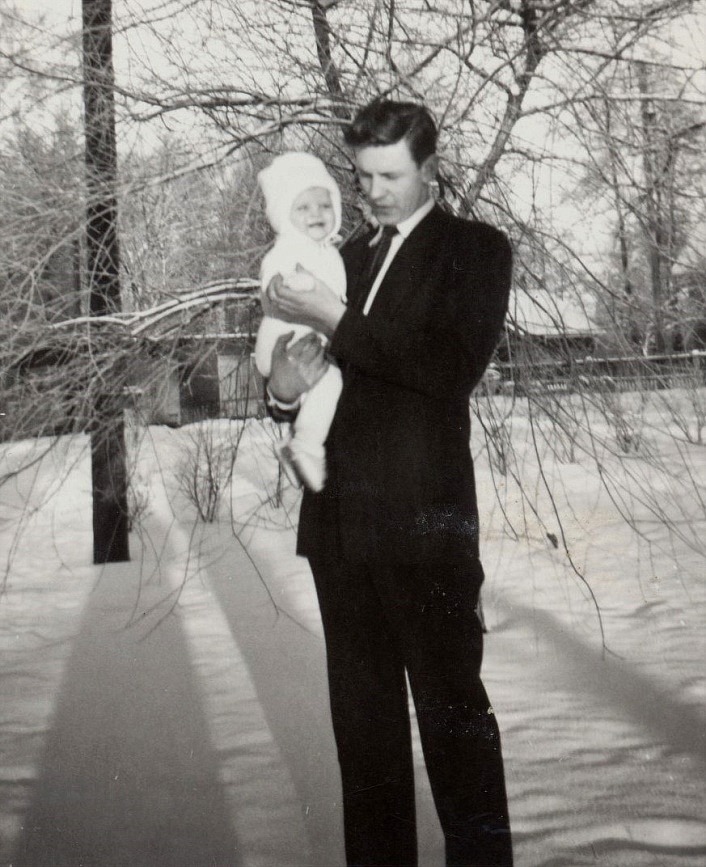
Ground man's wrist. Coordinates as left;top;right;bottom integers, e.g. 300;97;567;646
266;386;301;411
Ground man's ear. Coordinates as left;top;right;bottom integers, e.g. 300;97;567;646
421;154;439;184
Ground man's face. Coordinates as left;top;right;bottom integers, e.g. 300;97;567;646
289;187;336;241
354;138;436;226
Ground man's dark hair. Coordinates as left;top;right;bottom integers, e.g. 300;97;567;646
344;100;437;165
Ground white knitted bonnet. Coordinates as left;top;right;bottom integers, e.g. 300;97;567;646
258;151;342;240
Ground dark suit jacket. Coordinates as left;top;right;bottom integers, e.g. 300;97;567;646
296;204;512;564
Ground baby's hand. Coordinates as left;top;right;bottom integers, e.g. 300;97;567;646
283;265;316;293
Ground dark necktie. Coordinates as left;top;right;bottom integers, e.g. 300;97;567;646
363;225;398;290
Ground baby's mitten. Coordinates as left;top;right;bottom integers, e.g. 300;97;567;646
284;266;316;293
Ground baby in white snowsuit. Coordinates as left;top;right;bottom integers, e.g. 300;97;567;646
255;152;346;492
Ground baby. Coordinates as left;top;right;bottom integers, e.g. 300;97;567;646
255;152;346;492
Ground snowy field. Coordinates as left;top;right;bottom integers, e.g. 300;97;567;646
1;388;705;866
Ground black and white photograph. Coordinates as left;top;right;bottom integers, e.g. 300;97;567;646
1;2;704;865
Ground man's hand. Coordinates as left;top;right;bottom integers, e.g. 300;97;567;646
263;266;346;339
268;331;328;404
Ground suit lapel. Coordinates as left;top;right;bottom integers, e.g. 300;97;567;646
364;205;447;319
342;206;450;316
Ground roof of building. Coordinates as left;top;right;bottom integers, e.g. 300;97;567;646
507;289;596;336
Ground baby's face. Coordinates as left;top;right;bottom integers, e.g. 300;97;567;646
289;187;335;241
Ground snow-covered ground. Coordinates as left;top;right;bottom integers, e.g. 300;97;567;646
1;390;705;866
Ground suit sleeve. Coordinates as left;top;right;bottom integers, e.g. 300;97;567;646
329;224;511;399
265;393;299;423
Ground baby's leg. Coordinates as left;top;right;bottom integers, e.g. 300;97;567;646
280;364;343;492
293;364;343;449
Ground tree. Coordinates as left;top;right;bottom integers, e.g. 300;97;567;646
570;56;706;353
83;0;129;563
1;0;704;593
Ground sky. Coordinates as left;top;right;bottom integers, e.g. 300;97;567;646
3;0;705;276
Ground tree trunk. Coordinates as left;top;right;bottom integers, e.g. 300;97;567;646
638;62;669;353
83;0;129;563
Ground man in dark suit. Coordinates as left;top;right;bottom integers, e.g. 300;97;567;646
264;100;513;866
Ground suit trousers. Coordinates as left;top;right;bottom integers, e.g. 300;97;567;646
308;554;513;867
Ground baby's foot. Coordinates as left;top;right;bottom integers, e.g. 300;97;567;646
275;438;302;489
290;440;327;492
276;438;326;492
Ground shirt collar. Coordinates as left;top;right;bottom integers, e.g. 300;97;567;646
370;197;435;244
395;197;435;239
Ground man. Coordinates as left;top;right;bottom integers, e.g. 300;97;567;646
264;100;513;866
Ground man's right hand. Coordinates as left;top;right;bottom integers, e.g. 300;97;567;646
268;331;328;404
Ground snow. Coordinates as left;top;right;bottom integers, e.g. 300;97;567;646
1;394;705;866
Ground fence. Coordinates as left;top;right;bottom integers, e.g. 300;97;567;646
176;349;706;423
494;350;706;397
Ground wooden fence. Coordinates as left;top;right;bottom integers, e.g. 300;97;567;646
492;350;706;397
